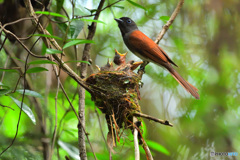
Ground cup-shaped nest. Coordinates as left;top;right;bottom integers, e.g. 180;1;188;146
85;51;143;129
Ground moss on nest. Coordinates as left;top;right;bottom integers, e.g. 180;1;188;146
86;70;141;129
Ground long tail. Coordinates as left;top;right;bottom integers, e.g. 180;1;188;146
167;66;199;99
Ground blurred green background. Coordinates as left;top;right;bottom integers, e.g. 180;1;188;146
0;0;240;159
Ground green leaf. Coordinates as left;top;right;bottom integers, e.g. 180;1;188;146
113;5;124;9
32;34;62;40
84;7;97;14
160;16;170;23
58;141;79;159
10;96;36;125
0;68;18;73
80;18;106;24
0;83;11;95
41;41;47;55
28;60;57;65
56;0;64;13
126;0;146;10
0;89;11;95
11;57;25;63
69;19;84;39
57;22;70;39
147;140;170;156
0;82;10;88
16;89;43;98
64;60;90;64
63;39;95;49
35;11;68;19
26;67;48;73
46;48;63;54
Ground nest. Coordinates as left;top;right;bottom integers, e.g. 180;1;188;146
85;50;143;147
87;61;143;124
86;70;141;127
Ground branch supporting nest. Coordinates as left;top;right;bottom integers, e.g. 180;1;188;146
133;112;173;127
133;116;140;160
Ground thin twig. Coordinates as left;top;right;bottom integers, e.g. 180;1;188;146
24;0;66;56
133;112;173;127
0;53;29;156
101;0;123;13
0;35;7;52
0;24;47;58
0;104;14;111
74;0;122;19
3;43;49;159
154;0;185;44
133;116;140;160
21;0;96;95
95;107;108;150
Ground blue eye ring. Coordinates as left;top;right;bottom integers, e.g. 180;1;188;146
126;19;132;23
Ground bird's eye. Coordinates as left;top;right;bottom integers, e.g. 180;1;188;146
126;19;132;23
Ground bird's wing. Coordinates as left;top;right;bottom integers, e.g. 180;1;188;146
129;30;178;67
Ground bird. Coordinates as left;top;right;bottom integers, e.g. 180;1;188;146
114;49;143;71
115;17;199;99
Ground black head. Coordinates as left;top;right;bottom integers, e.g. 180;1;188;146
115;17;138;36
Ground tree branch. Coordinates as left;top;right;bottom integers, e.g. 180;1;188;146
133;112;173;127
78;0;105;160
154;0;184;44
133;117;140;160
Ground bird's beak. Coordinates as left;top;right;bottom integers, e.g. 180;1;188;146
114;18;123;24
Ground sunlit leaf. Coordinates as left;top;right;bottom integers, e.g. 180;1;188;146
147;140;170;156
64;60;90;64
26;67;48;73
35;11;68;19
80;18;106;24
58;140;79;159
62;129;77;138
126;0;146;10
0;68;18;73
10;96;36;125
28;60;57;65
46;48;63;54
160;16;170;23
16;89;43;98
32;34;62;40
63;39;95;49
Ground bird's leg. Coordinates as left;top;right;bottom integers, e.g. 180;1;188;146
138;61;149;74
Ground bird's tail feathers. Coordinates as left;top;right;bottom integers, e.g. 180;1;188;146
167;67;199;99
